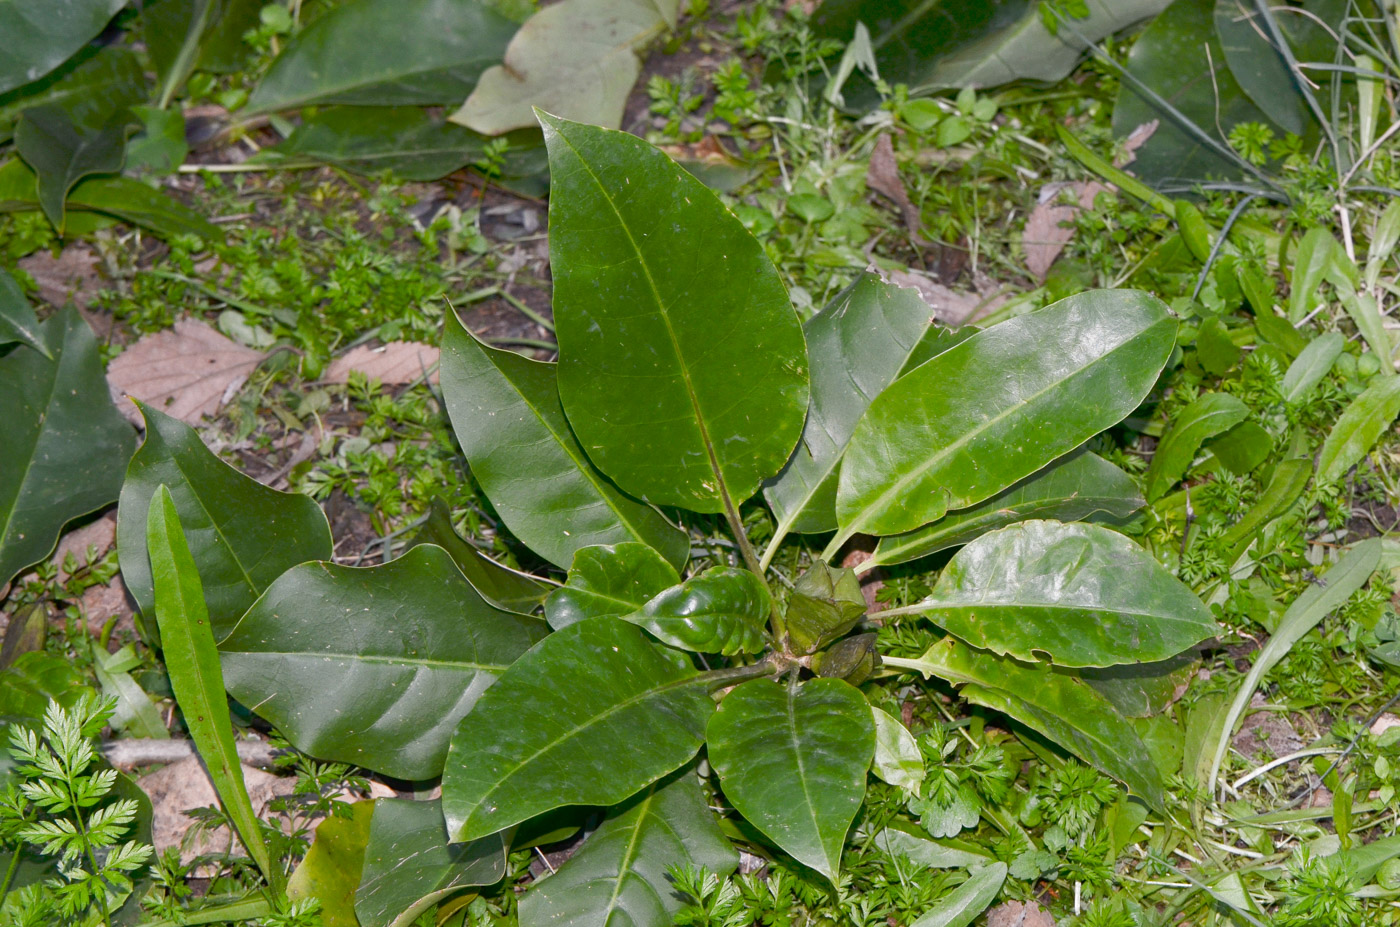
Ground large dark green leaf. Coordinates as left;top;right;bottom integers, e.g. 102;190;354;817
763;275;947;545
246;0;517;114
867;450;1143;569
116;404;333;637
546;542;680;630
442;619;714;842
1112;0;1276;183
912;520;1215;667
355;799;507;927
219;544;547;780
811;0;1170;106
1143;392;1249;501
15;101;131;232
543;113;809;513
143;0;261;107
0;269;48;357
0;307;134;588
255;107;487;182
518;769;737;927
834;289;1174;544
886;638;1165;811
706;677;874;881
1213;0;1309;135
440;309;688;570
0;0;127;94
409;498;553;614
0;46;145;143
627;567;770;656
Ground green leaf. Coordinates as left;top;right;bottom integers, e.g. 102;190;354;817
886;638;1166;811
93;644;168;739
124;106;188;174
1219;455;1311;563
546;542;680;630
1316;376;1400;484
873;827;992;870
1111;0;1277;183
810;0;1170;107
355;799;507;927
784;561;867;655
834;289;1174;542
541;113;809;513
116;404;333;637
1079;653;1196;718
867;450;1142;570
1205;421;1272;476
1289;227;1337;323
146;486;277;886
626;567;770;655
255;106;488;182
143;0;261;108
15;100;131;232
219;544;547;780
1207;539;1382;790
246;0;517;114
1;306;134;588
0;46;145;144
409;498;553;614
763;274;951;545
443;618;714;842
908;863;1007;927
0;0;127;94
1143;392;1249;501
870;705;925;792
440;310;688;570
0;651;87;723
1335;282;1395;378
0;269;49;356
287;800;374;927
909;520;1215;668
1213;0;1309;135
452;0;679;133
518;769;737;927
706;677;875;881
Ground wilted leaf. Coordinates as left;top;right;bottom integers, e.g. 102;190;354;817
107;318;264;424
0;307;134;587
287;800;374;927
0;0;128;94
543;114;808;513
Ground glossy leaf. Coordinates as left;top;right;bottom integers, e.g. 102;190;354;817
0;46;145;143
835;289;1174;541
256;107;488;181
764;274;947;542
784;561;867;655
0;0;127;94
355;799;507;927
543;113;809;512
1112;0;1276;183
873;828;992;870
1;307;134;588
287;800;373;927
1316;376;1400;484
886;639;1165;810
867;450;1142;569
913;520;1214;667
1144;392;1249;501
518;769;737;927
147;486;276;885
626;567;770;655
706;677;874;881
0;269;48;356
811;0;1170;106
247;0;517;114
546;542;679;630
1079;653;1196;718
909;863;1007;927
1213;0;1309;135
443;619;714;842
452;0;679;134
116;404;333;637
220;545;547;780
1205;421;1272;476
409;498;552;614
441;310;688;570
871;706;924;792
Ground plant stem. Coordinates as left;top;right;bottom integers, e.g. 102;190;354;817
0;845;20;909
716;487;764;579
701;659;781;692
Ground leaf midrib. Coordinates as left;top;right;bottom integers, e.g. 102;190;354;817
602;785;659;920
220;648;511;673
785;686;827;873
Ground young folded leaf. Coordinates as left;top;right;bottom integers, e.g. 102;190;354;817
833;289;1174;548
907;520;1215;668
442;618;715;842
624;566;770;655
545;542;680;630
219;544;547;781
706;677;875;882
541;112;809;514
440;310;688;570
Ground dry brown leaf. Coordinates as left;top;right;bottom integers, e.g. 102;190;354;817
987;900;1057;927
17;244;102;309
1234;693;1303;759
867;134;921;239
1022;180;1109;281
324;341;441;385
107;319;263;425
80;575;132;636
138;756;296;867
880;268;998;326
1372;714;1400;736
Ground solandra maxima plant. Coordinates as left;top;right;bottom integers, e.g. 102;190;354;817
115;113;1216;926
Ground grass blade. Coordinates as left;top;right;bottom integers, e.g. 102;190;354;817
146;484;279;888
